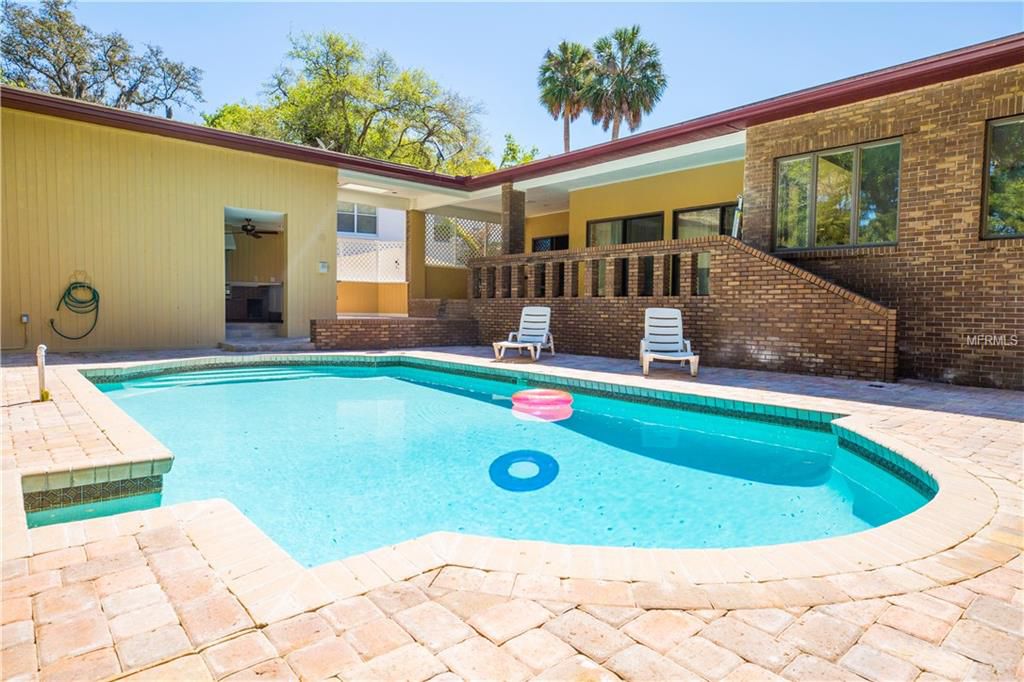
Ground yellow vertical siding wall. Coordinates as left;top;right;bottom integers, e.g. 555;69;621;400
1;109;338;350
336;282;409;314
524;212;570;253
521;161;745;250
226;233;285;283
424;266;468;299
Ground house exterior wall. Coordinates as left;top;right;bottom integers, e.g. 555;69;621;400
742;65;1024;388
375;207;407;241
524;212;570;252
227;233;285;284
425;267;468;299
336;282;408;314
1;108;337;350
566;161;744;248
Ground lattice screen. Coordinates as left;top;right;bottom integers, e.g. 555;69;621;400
336;237;406;282
425;214;502;267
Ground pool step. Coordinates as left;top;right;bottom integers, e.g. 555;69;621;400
218;337;315;352
224;322;283;339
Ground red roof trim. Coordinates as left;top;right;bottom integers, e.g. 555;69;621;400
3;33;1021;192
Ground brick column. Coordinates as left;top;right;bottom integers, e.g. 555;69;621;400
511;265;525;298
605;258;618;296
501;183;526;255
566;261;579;298
543;262;555;298
653;255;666;297
627;255;640;297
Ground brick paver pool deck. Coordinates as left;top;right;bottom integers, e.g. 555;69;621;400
2;347;1021;681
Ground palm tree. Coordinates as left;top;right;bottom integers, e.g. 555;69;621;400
538;41;594;153
585;26;667;141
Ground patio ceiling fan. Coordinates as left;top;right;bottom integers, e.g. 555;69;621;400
229;218;275;239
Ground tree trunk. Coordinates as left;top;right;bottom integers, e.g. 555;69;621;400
611;115;621;141
563;115;571;153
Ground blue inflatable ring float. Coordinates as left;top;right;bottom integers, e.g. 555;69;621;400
490;450;559;492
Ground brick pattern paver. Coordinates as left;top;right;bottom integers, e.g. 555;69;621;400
2;505;1020;681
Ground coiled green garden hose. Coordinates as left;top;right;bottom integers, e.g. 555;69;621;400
49;281;99;340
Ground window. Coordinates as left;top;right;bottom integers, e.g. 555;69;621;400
693;252;711;296
673;204;739;240
984;116;1024;239
532;235;569;252
337;202;378;235
774;140;900;250
587;213;664;246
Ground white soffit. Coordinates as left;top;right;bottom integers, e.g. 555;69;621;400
224;206;285;228
334;130;746;216
517;130;746;193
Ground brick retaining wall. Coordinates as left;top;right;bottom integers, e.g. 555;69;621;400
467;236;897;382
311;317;478;350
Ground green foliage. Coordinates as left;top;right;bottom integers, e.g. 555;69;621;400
205;32;514;175
1;0;202;118
776;157;811;248
537;41;594;152
585;25;667;141
499;134;539;168
201;102;283;139
986;119;1024;237
814;151;854;247
858;143;900;244
538;26;667;146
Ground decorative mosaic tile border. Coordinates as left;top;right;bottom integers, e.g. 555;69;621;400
834;426;938;497
23;475;162;512
81;354;844;431
77;353;943;495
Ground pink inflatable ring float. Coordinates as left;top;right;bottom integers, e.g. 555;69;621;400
511;388;574;422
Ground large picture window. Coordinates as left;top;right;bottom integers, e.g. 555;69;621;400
673;204;738;240
586;213;663;246
337;202;378;235
775;140;900;250
984;116;1024;239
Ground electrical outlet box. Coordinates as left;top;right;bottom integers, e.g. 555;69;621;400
20;313;29;324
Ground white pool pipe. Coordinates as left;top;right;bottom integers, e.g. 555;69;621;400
36;344;50;401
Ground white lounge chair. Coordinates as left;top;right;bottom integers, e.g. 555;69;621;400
493;306;554;361
640;308;699;377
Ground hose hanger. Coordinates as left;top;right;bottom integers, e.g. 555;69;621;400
50;278;100;341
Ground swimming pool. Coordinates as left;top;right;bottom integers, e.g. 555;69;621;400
73;364;930;566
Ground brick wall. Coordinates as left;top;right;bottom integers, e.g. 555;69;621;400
468;236;897;382
742;65;1024;388
311;318;478;350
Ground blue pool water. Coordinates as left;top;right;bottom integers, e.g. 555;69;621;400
83;365;930;566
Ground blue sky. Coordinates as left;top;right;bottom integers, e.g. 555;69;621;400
73;2;1023;160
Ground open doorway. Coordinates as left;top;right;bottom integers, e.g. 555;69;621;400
224;207;285;339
